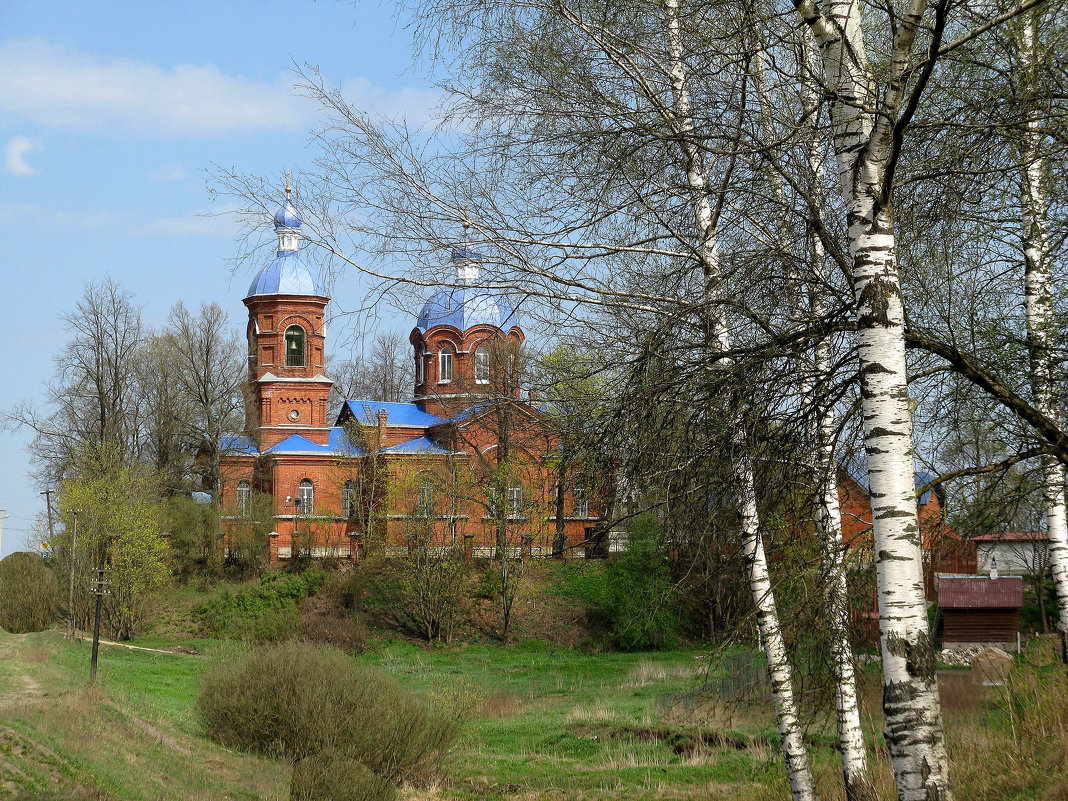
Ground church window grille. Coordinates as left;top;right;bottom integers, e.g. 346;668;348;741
507;485;523;518
342;480;358;519
285;325;306;367
573;486;588;518
236;480;252;516
418;479;435;517
297;479;314;515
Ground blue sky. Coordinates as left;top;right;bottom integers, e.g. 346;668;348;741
0;1;445;556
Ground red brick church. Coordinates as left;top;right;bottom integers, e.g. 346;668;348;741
220;190;600;561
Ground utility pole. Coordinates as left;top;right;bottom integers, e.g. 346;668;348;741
40;489;56;549
89;565;111;683
0;510;8;556
67;509;80;640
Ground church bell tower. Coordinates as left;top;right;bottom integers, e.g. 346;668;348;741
244;181;333;449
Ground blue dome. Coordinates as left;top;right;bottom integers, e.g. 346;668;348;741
416;286;517;333
274;200;302;229
245;251;327;298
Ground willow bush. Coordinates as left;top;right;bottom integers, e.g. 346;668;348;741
196;641;456;801
0;552;58;634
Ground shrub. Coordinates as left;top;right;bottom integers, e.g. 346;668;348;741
0;552;58;633
559;514;682;650
196;641;456;801
194;568;327;642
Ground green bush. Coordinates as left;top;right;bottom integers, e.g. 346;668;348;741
559;514;682;650
0;552;58;634
196;641;456;801
194;568;327;642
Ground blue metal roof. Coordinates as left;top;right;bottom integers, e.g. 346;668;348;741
245;250;327;299
263;429;362;455
274;199;302;229
220;434;259;455
381;435;452;455
416;286;518;333
329;427;361;453
340;400;443;427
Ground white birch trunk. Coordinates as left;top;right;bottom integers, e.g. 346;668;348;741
666;4;817;799
753;30;870;796
799;33;870;798
1019;15;1068;632
793;0;952;798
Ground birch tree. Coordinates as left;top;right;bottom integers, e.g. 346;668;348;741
662;2;815;795
789;0;958;796
1016;9;1068;636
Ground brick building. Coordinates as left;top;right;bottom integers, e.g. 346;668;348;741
838;468;976;596
220;193;600;561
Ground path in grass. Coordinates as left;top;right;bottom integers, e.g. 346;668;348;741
0;629;288;801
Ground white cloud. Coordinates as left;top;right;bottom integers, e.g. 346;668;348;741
5;135;40;175
0;40;447;137
0;201;241;238
337;78;445;127
136;208;240;237
151;164;188;182
0;40;311;137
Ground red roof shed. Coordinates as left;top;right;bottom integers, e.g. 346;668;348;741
937;576;1023;644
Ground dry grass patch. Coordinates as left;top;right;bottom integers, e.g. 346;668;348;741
564;704;617;724
621;658;700;688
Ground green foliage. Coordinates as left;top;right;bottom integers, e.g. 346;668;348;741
58;454;171;640
561;514;682;650
290;749;393;801
196;641;457;800
194;568;327;642
394;543;467;644
163;495;220;580
0;552;58;633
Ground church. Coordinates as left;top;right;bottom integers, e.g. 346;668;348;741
219;189;601;562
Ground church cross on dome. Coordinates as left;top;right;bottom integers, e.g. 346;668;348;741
453;221;480;284
274;174;303;253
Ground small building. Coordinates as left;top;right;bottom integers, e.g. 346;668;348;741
972;531;1049;576
936;575;1023;647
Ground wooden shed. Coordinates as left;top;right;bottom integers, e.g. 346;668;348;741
936;575;1023;644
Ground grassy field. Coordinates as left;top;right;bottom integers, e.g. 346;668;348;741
2;602;1068;799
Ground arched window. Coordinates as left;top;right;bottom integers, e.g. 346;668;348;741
417;343;425;384
342;480;358;519
236;480;252;517
297;478;314;515
285;325;306;367
474;346;490;384
439;346;454;383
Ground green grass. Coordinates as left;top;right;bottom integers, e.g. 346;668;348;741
5;617;1068;800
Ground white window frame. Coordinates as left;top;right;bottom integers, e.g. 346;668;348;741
475;346;490;384
439;346;454;383
574;485;588;518
418;343;425;384
418;479;435;517
236;480;252;517
507;485;523;519
342;480;358;518
297;479;314;515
